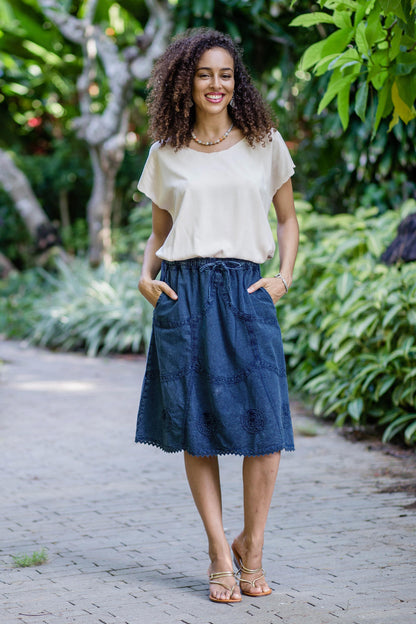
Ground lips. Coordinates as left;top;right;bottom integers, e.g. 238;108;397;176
205;93;225;103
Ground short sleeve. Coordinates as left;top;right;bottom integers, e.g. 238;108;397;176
270;129;295;196
137;142;161;206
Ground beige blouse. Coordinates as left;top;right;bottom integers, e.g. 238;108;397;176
137;129;295;264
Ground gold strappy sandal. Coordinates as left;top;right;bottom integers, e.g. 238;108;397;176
208;570;242;603
232;548;272;597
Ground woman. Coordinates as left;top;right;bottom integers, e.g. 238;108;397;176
136;28;299;604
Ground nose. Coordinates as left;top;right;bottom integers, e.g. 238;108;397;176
210;73;221;89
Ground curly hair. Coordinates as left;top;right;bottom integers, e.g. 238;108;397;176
146;28;275;149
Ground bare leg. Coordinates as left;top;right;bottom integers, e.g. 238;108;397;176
183;451;241;601
232;452;281;595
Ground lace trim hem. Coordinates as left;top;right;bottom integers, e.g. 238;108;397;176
134;437;295;457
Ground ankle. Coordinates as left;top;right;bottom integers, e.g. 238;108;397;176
235;533;264;552
209;542;231;563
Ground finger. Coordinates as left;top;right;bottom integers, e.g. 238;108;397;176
247;279;265;293
160;284;178;300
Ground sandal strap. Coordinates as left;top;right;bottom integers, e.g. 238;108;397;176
210;580;237;594
209;571;235;581
239;563;265;575
209;571;237;597
239;571;266;588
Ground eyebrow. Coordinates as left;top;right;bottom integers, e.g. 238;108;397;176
196;66;234;71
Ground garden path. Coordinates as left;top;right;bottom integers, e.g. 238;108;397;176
1;339;415;624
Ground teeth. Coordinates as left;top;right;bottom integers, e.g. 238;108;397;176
206;95;222;101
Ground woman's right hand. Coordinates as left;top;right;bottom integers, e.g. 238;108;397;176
138;277;178;308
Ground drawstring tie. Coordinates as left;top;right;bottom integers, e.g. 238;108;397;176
199;259;243;302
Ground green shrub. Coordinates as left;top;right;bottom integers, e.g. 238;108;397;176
0;268;50;337
112;201;153;262
265;199;416;445
30;259;153;356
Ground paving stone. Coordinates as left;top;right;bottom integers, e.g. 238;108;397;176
1;339;415;624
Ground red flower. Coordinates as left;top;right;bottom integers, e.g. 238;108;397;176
27;117;42;128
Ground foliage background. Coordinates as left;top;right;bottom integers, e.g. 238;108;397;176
0;0;415;444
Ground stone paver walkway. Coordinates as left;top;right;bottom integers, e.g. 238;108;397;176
1;339;415;624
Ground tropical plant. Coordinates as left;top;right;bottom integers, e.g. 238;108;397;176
265;198;416;445
0;0;171;267
290;0;416;132
30;259;153;356
0;267;49;337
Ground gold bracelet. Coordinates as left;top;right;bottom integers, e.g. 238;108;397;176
274;272;289;293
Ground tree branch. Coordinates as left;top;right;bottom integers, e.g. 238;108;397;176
0;149;50;236
85;0;99;24
130;0;172;80
39;0;172;145
39;0;131;145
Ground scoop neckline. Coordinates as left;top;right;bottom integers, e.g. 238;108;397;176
185;137;246;154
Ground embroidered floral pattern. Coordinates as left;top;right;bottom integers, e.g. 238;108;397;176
197;411;217;437
241;408;265;434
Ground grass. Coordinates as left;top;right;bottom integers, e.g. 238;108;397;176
12;548;48;568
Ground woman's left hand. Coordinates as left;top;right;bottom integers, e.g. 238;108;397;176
247;277;287;305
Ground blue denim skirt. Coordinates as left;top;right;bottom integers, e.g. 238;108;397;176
135;258;294;456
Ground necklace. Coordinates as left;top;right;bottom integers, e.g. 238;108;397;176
191;123;234;146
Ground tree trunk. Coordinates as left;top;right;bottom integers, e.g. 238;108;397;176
87;147;115;268
39;0;172;267
0;149;69;263
59;189;71;231
0;149;51;238
0;252;16;279
87;109;129;267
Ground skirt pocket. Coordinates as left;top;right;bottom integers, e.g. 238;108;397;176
153;293;192;379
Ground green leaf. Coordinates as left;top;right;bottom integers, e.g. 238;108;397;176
368;49;390;89
366;230;384;256
404;421;416;445
391;80;416;124
382;413;416;442
290;12;335;27
300;28;354;72
399;381;416;403
382;303;403;327
375;375;396;399
404;368;416;382
348;398;364;422
336;272;354;299
355;21;369;57
396;74;416;109
362;368;383;392
328;48;361;70
374;78;392;132
389;23;402;61
354;0;374;26
395;50;416;75
365;9;385;47
333;340;356;363
353;313;379;338
315;53;342;76
308;332;321;351
318;68;357;113
323;0;360;9
337;80;351;130
379;0;407;21
333;10;352;29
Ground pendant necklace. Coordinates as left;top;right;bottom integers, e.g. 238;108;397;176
191;123;234;146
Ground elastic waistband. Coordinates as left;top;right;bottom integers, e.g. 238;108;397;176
162;257;259;271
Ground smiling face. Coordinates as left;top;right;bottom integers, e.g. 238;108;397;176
192;47;235;118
